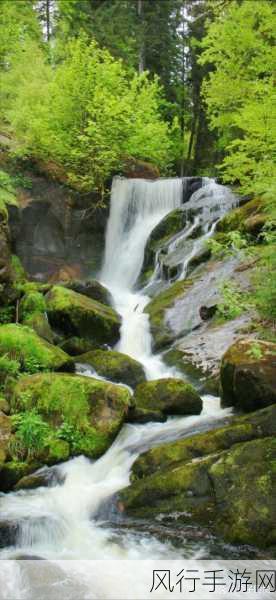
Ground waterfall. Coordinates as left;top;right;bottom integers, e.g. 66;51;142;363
101;176;183;290
100;177;183;379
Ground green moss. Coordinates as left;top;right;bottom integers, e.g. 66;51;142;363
77;349;145;387
217;197;265;234
11;255;26;284
133;378;202;418
45;438;70;463
0;324;72;373
20;291;46;320
11;372;131;459
46;285;121;346
145;279;194;350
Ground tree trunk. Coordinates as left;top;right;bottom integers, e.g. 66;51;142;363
46;0;50;42
137;0;145;73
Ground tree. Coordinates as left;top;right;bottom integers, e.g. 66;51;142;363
200;0;276;195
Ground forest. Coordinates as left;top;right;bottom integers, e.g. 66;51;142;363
0;0;275;594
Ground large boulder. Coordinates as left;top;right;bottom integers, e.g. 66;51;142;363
46;286;121;347
0;324;73;372
220;338;276;411
77;349;146;388
120;405;276;547
11;372;131;460
130;378;202;423
64;279;113;307
124;158;160;180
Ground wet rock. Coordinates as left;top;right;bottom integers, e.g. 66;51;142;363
131;378;202;422
145;279;194;351
77;349;146;388
59;336;97;356
15;466;64;491
0;324;73;372
221;338;276;411
142;208;187;273
46;286;121;347
120;405;276;547
0;520;19;548
188;247;211;272
11;372;131;459
182;177;203;203
64;279;113;306
0;461;39;492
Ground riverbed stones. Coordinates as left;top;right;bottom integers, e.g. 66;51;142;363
77;349;146;388
220;338;276;411
130;378;202;423
46;285;121;347
119;404;276;547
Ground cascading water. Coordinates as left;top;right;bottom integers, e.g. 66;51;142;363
101;177;184;379
0;175;251;600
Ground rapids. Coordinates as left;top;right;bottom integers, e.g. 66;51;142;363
0;175;259;599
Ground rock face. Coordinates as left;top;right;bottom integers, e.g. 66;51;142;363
145;279;193;350
11;372;131;459
46;285;121;347
142;209;187;273
220;338;276;411
0;324;73;372
119;404;276;547
124;158;160;180
130;378;202;423
77;350;146;388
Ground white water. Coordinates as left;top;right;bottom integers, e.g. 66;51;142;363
0;176;246;598
101;177;184;379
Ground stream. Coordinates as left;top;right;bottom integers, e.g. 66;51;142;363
0;177;268;599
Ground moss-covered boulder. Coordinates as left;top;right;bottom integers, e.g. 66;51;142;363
46;286;121;347
11;372;131;459
120;405;276;547
64;279;113;306
23;312;54;344
132;404;276;479
0;324;73;372
210;437;276;547
19;290;54;343
131;378;202;423
220;338;276;411
59;336;97;356
217;197;266;236
145;279;193;350
77;349;145;388
142;209;187;272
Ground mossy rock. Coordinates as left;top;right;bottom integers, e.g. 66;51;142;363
0;396;10;414
220;338;276;411
120;407;276;547
23;312;54;344
132;404;276;479
0;324;73;373
11;255;27;284
11;372;131;459
77;349;146;388
145;279;194;351
0;461;39;492
59;336;97;356
64;279;113;306
217;197;266;235
46;286;121;346
120;454;217;524
142;208;187;272
20;291;46;320
131;378;202;422
210;437;276;547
